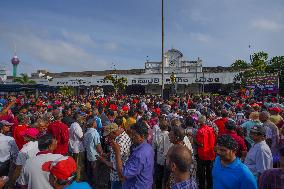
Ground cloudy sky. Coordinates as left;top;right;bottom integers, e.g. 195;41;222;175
0;0;283;75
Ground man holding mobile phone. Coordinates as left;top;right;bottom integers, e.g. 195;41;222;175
99;122;131;189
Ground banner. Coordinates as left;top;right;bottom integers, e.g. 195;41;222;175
244;74;279;94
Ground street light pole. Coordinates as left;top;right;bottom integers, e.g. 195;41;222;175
161;0;165;98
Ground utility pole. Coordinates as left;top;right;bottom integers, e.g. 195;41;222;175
161;0;165;98
202;71;205;93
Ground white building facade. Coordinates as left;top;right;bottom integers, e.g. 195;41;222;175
4;49;240;94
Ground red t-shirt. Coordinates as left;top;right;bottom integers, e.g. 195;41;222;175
13;124;28;150
109;104;118;111
48;121;69;155
196;124;216;160
187;100;192;109
152;108;161;116
214;117;228;136
225;130;247;157
122;105;129;112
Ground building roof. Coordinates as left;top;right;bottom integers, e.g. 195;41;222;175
26;66;240;78
31;69;146;78
203;66;239;73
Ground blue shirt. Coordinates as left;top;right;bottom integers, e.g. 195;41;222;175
83;128;101;161
94;116;102;130
122;141;154;189
212;156;257;189
64;181;91;189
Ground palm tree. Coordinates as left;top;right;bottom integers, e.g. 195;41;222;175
13;73;36;84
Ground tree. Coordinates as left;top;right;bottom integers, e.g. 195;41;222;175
231;59;250;69
250;51;268;72
58;86;75;97
103;74;128;93
13;73;36;84
266;56;284;93
266;56;284;73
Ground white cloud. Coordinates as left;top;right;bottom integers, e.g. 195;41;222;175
188;9;211;23
103;42;119;51
252;19;283;32
189;32;211;43
0;26;108;73
61;30;96;47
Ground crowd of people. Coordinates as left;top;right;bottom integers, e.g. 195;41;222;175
0;92;284;189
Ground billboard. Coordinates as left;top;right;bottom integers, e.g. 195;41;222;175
244;74;279;94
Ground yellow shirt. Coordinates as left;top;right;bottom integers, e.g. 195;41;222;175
270;115;283;125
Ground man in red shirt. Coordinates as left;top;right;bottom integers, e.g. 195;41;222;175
13;114;29;150
48;109;69;155
196;115;216;189
224;120;247;160
214;109;229;136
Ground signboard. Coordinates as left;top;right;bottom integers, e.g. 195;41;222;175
26;71;239;87
244;74;279;94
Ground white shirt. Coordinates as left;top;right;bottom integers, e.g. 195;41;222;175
183;136;193;153
0;133;18;162
69;122;84;153
15;141;39;166
152;130;170;165
264;125;272;140
244;140;273;178
17;153;63;189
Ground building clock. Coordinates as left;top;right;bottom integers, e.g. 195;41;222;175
167;49;183;67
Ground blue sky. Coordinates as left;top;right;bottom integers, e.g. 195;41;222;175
0;0;283;75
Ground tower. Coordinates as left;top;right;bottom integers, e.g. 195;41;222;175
11;46;20;78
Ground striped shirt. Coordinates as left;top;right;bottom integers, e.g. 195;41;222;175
259;168;284;189
171;178;198;189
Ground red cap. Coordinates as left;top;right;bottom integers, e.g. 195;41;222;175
122;105;129;112
269;107;281;113
20;128;39;139
42;156;76;180
251;103;260;107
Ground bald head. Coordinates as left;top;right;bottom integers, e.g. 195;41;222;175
168;145;192;172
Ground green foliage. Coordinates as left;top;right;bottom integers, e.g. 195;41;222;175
250;51;268;72
231;59;250;69
13;73;36;84
103;74;128;93
266;56;284;93
58;86;75;97
266;56;284;73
